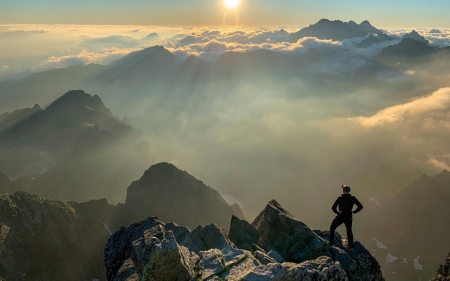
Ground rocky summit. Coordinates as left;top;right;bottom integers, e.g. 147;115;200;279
105;200;384;281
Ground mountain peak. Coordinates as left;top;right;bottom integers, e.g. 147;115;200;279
47;90;112;116
120;162;238;229
403;30;429;44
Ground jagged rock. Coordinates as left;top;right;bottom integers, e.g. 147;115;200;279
345;242;384;281
314;230;345;249
166;222;196;251
191;223;235;253
105;217;165;281
0;191;115;281
131;225;193;281
432;253;450;281
229;215;261;249
199;249;225;279
219;251;261;280
331;247;357;273
255;250;277;265
240;256;348;281
268;250;285;263
105;201;384;281
251;200;330;262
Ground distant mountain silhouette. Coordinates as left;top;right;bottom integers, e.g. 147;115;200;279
354;33;394;48
289;19;381;42
374;38;435;64
101;45;176;82
0;90;149;203
115;162;243;229
403;30;430;45
360;170;450;280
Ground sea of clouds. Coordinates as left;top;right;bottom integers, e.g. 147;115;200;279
1;23;450;223
1;23;449;80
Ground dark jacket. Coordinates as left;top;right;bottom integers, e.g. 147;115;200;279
332;194;363;217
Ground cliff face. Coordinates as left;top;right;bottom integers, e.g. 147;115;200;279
0;191;116;281
105;200;384;281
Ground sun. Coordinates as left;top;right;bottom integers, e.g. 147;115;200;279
224;0;239;9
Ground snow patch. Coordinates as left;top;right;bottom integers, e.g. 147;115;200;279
373;237;387;250
414;256;423;270
103;223;113;236
386;254;398;263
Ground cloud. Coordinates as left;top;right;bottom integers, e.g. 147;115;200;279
350;87;450;127
33;48;136;71
426;156;450;171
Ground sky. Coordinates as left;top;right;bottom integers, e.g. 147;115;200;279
1;0;450;28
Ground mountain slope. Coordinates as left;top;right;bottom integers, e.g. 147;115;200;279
115;162;243;229
0;104;41;131
360;170;450;280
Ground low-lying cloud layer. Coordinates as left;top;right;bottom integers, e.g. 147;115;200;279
1;24;448;80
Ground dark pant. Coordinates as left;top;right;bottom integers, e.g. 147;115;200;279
329;215;354;248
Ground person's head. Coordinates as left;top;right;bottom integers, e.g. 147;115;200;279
342;185;351;194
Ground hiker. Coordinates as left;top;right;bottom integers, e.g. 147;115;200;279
329;185;363;249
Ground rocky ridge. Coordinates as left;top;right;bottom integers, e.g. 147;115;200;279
105;200;384;281
0;191;115;281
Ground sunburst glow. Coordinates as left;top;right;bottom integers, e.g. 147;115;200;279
224;0;239;9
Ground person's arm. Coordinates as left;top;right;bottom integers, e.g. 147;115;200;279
352;197;364;214
332;198;340;215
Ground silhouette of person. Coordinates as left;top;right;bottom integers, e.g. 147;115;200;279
329;185;363;249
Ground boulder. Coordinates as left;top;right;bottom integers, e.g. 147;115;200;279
229;215;261;249
240;256;349;281
251;200;330;262
191;223;235;253
314;230;345;249
255;250;277;265
105;216;165;281
131;225;193;281
345;241;384;281
267;250;285;263
165;222;195;251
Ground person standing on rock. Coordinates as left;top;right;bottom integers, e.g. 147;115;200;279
328;185;363;249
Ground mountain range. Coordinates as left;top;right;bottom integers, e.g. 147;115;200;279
1;19;448;119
